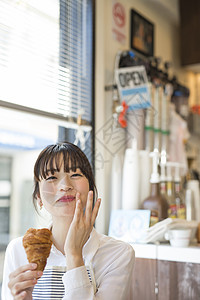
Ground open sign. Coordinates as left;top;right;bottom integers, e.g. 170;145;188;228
115;66;151;110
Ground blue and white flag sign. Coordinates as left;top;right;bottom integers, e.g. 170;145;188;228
115;66;151;110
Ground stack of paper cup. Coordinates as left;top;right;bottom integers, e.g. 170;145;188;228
185;189;194;221
139;150;151;206
121;138;139;210
187;180;200;222
111;153;122;210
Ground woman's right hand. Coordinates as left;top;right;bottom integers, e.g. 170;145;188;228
8;263;43;300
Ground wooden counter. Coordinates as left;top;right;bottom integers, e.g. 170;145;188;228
129;243;200;300
131;242;200;264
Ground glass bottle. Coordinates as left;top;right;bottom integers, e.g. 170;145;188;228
166;164;177;218
142;151;169;226
143;182;169;226
174;180;186;219
167;180;177;218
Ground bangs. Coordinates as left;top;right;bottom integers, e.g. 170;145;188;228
34;144;90;181
33;142;97;205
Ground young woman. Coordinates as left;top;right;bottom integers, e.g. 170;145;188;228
2;142;135;300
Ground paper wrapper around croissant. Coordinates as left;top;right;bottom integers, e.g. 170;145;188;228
23;228;53;271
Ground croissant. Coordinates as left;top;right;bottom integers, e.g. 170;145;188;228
23;228;52;271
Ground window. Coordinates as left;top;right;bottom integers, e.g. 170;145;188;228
0;0;94;125
0;0;94;291
59;0;94;123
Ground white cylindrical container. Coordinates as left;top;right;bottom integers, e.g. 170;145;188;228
121;139;140;210
187;180;200;222
185;189;194;221
110;153;123;210
139;150;151;205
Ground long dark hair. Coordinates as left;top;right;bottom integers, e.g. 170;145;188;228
33;142;97;210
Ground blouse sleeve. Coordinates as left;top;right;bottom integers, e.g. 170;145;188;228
62;244;135;300
1;237;27;300
1;241;16;300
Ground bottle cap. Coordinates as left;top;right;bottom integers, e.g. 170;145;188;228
166;162;174;181
174;162;181;182
173;162;185;182
160;163;166;182
150;150;160;183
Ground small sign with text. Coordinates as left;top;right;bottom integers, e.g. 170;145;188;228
115;66;151;110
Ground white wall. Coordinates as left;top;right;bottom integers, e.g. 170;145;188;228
95;0;194;234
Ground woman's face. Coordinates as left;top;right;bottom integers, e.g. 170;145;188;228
38;159;89;217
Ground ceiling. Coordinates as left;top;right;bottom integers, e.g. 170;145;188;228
143;0;180;25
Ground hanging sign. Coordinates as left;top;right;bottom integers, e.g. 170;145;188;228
112;1;126;44
115;65;151;110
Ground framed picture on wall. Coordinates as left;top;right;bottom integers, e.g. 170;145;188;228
130;9;154;57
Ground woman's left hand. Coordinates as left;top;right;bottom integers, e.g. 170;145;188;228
64;191;101;270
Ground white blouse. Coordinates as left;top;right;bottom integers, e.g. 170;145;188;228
1;228;135;300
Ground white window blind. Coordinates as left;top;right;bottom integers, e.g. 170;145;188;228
0;0;93;124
